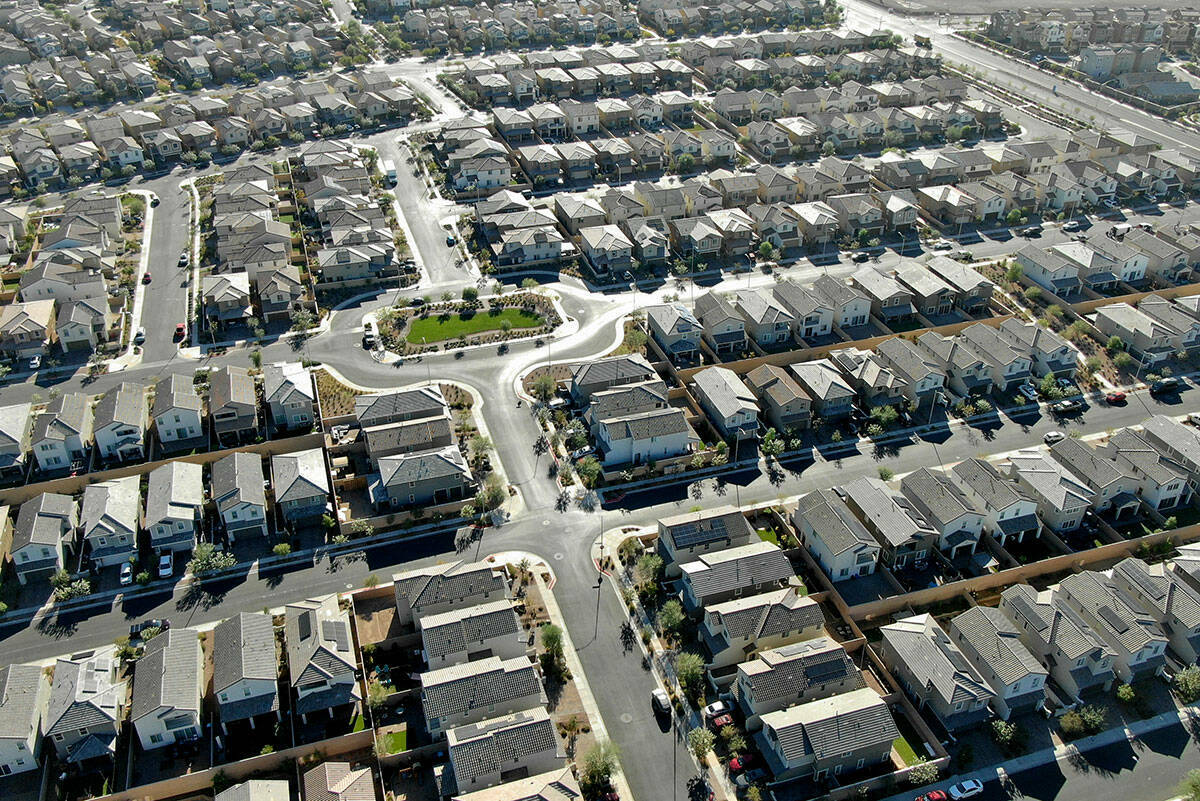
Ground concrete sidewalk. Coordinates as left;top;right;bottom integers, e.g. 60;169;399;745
876;706;1199;801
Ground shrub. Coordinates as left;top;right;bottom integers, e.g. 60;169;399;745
272;543;292;557
1116;683;1136;704
907;759;939;787
687;727;715;761
189;543;237;575
878;466;894;481
579;741;620;793
1175;665;1200;703
462;286;478;301
676;651;704;697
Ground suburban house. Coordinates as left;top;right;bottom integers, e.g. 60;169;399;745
693;291;747;356
1048;438;1142;520
998;584;1117;700
441;708;563;796
878;613;994;731
899;468;985;559
678;541;795;613
793;488;880;580
151;374;203;449
1055;572;1168;682
44;649;126;765
263;362;315;431
419;655;544;738
840;476;937;570
0;663;49;775
302;763;375;801
757;688;898;782
0;402;32;480
1099;428;1192;512
701;586;825;678
271;449;330;525
145;462;203;555
570;354;657;404
691;366;760;441
131;628;203;750
369;446;474;510
418;599;526;669
949;458;1041;548
284;595;362;721
745;364;812;433
92;382;146;462
211;451;269;542
212;612;280;731
949;606;1048;720
656;505;757;577
1109;557;1200;664
1004;449;1092;532
789;360;856;421
646;304;702;363
209;366;259;444
31;392;93;473
392;559;509;629
10;492;74;586
733;638;864;731
79;476;139;568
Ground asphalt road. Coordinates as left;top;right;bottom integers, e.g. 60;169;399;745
138;182;194;362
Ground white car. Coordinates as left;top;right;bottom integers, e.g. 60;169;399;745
1062;220;1081;232
27;355;40;371
158;553;173;579
1043;430;1066;445
931;239;954;251
1102;198;1119;209
651;688;670;714
701;701;731;720
119;563;133;586
948;780;985;800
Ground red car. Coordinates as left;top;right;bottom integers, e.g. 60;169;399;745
917;791;948;801
1105;391;1126;404
729;753;755;772
142;272;152;283
174;323;187;339
711;714;733;729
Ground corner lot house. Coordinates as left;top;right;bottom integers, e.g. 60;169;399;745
263;362;315;431
393;559;509;628
131;628;203;749
757;687;898;782
656;505;756;577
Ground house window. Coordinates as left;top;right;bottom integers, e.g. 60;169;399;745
150;734;163;744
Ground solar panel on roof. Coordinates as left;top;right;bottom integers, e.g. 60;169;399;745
671;517;729;548
322;620;350;651
803;658;849;686
298;611;312;641
1097;605;1129;634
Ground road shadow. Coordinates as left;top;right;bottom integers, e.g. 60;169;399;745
1139;720;1189;758
1009;756;1067;799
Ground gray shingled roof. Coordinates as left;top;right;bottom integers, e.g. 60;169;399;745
144;461;203;529
285;596;357;689
93;382;144;430
0;663;45;740
13;492;75;550
1000;584;1115;661
571;353;655;390
215;780;290;801
680;541;794;601
880;614;993;707
212;451;266;511
900;469;978;530
950;606;1046;686
795;489;877;556
152;374;202;418
379;446;470;487
355;386;447;427
45;651;123;737
419;599;520;662
1049;438;1137;492
841;476;934;549
446;708;559;788
1112;557;1200;630
706;586;823;641
393;560;507;615
33;392;91;443
1059;572;1167;656
760;687;897;764
734;638;863;708
131;628;201;722
950;458;1032;514
272;448;330;503
597;407;693;442
659;506;756;555
420;655;542;722
213;612;278;694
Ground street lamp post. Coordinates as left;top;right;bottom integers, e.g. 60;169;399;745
421;337;431;385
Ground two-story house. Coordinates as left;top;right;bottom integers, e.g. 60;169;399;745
285;595;361;721
212;612;280;732
131;628;203;749
949;606;1047;720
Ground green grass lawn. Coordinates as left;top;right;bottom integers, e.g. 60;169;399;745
350;713;366;732
278;213;295;223
406;308;544;344
381;730;407;754
893;736;920;766
757;527;779;545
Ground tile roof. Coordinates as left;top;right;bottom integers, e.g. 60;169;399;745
212;612;278;694
841;476;934;548
393;560;507;615
272;448;330;504
420;655;542;722
285;595;357;689
0;663;45;740
680;541;794;601
759;687;897;765
880;614;993;707
419;599;520;662
705;586;822;641
734;637;863;708
795;489;877;556
302;762;375;801
144;461;203;529
449;767;580;801
446;708;560;788
1112;557;1200;630
950;606;1046;686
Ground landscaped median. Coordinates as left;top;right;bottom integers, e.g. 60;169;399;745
374;291;561;354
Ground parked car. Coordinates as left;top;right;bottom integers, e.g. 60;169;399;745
1102;198;1119;209
734;768;769;788
916;792;948;801
174;323;187;339
1017;382;1039;401
651;688;670;715
1043;430;1066;445
445;235;456;246
702;701;731;720
158;553;173;579
931;239;954;251
850;250;871;263
1062;220;1081;232
729;753;756;772
149;195;160;207
1150;377;1180;396
133;327;146;345
119;563;133;586
142;272;152;284
710;713;733;730
27;355;40;371
1056;377;1078;394
1105;391;1127;405
1020;225;1042;237
130;619;171;639
570;446;595;461
1187;412;1200;425
948;780;985;800
1051;399;1083;414
178;252;189;267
